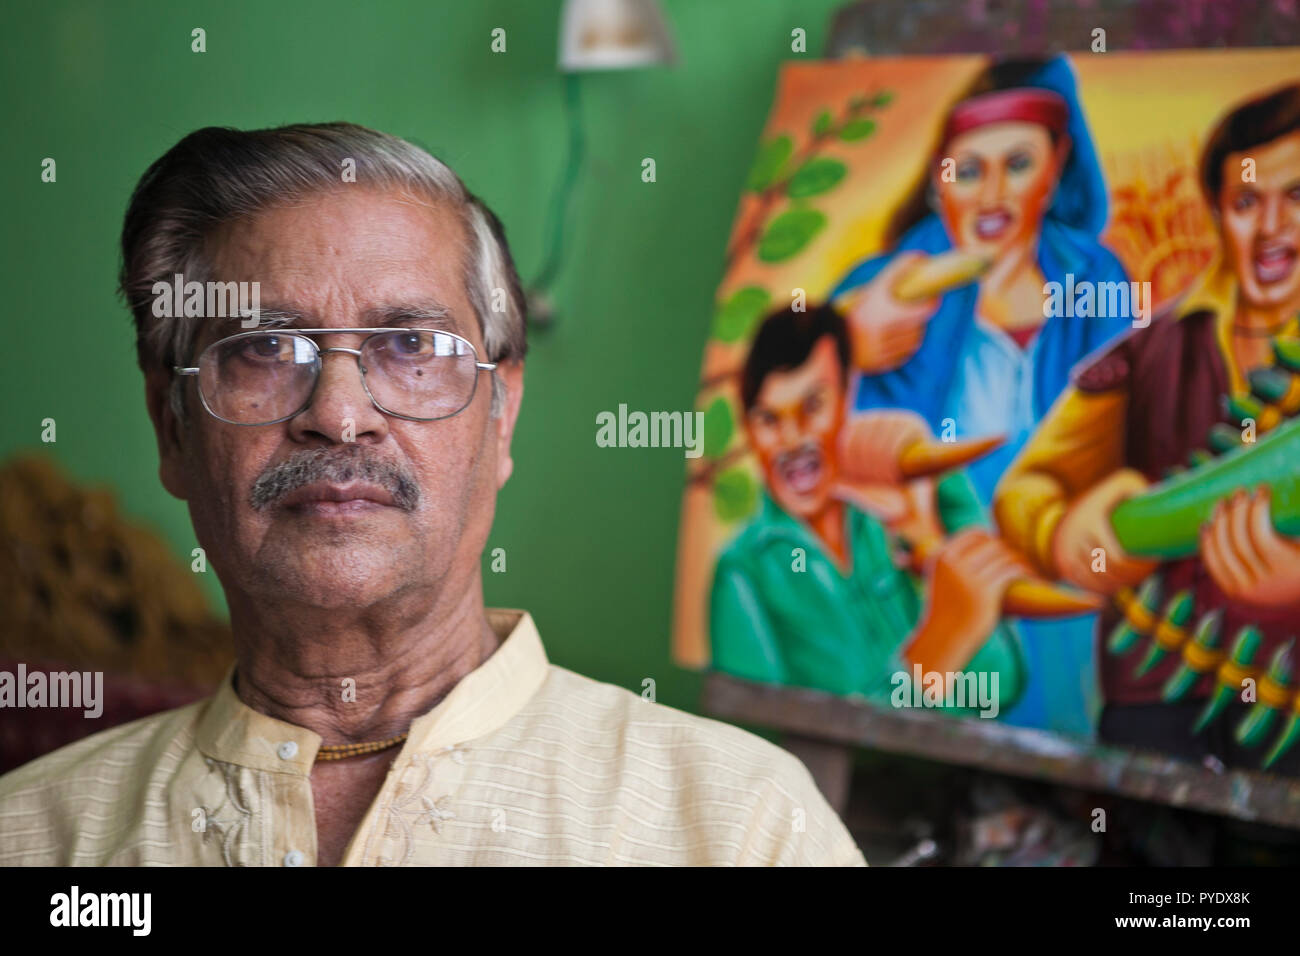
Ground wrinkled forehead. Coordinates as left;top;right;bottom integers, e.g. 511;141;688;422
195;187;478;348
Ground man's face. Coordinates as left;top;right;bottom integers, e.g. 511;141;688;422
1219;130;1300;311
147;188;523;612
745;337;846;520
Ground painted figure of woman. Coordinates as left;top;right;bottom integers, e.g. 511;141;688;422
830;57;1134;734
832;56;1132;504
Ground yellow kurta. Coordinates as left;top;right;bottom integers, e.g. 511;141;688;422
0;610;865;866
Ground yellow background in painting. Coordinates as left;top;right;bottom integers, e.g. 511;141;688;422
1073;50;1300;157
720;49;1300;307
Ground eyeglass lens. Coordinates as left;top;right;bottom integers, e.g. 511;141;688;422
196;330;481;424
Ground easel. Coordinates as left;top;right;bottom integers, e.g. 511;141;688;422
703;671;1300;829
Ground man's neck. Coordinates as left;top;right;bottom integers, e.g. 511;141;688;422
809;498;849;568
226;575;501;745
1231;295;1300;378
1235;295;1298;335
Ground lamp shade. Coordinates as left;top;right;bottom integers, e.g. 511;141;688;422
559;0;676;72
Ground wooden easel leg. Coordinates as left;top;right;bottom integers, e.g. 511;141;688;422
783;734;854;816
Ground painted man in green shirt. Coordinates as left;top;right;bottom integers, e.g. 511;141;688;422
710;304;1028;715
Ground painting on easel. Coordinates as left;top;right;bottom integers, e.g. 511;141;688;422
672;49;1300;775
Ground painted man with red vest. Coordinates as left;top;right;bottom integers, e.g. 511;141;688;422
993;84;1300;773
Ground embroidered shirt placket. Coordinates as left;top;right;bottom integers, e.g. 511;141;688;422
197;758;256;867
353;744;469;866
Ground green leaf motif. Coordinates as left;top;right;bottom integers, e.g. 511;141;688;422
873;90;895;107
711;285;771;344
811;109;833;137
785;157;847;199
747;135;794;192
757;208;826;263
714;467;759;523
701;397;735;459
839;118;877;142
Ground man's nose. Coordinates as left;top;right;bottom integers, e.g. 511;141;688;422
288;347;389;445
777;415;803;445
1260;192;1283;236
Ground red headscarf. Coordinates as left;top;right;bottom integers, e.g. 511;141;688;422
941;88;1069;149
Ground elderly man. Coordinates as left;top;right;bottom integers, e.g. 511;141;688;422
0;123;864;866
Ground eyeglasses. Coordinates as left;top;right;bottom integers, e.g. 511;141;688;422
174;328;498;426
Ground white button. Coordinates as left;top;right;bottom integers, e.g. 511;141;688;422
283;849;305;867
277;741;299;760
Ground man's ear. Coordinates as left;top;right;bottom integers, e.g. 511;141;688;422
144;367;190;501
493;359;525;488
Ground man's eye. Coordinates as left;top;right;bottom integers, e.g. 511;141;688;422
245;336;283;359
388;332;434;355
1233;192;1258;211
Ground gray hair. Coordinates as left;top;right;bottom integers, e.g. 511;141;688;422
119;122;527;419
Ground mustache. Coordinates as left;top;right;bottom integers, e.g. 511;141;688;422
249;446;421;512
774;441;823;470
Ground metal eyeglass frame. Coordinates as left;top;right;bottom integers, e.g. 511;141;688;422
173;327;498;426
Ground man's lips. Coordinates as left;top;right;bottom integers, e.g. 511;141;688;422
1254;241;1298;285
777;447;824;496
278;481;397;512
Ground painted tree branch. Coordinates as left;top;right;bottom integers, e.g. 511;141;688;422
722;90;890;274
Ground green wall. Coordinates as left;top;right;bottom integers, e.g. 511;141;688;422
0;0;845;716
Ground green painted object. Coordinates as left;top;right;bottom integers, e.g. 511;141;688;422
1249;366;1292;403
1264;714;1300;768
1193;627;1260;734
1224;394;1263;424
1108;575;1162;655
1111;415;1300;559
1133;590;1193;678
1207;423;1244;454
1162;610;1223;703
1235;640;1294;748
1275;337;1300;372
